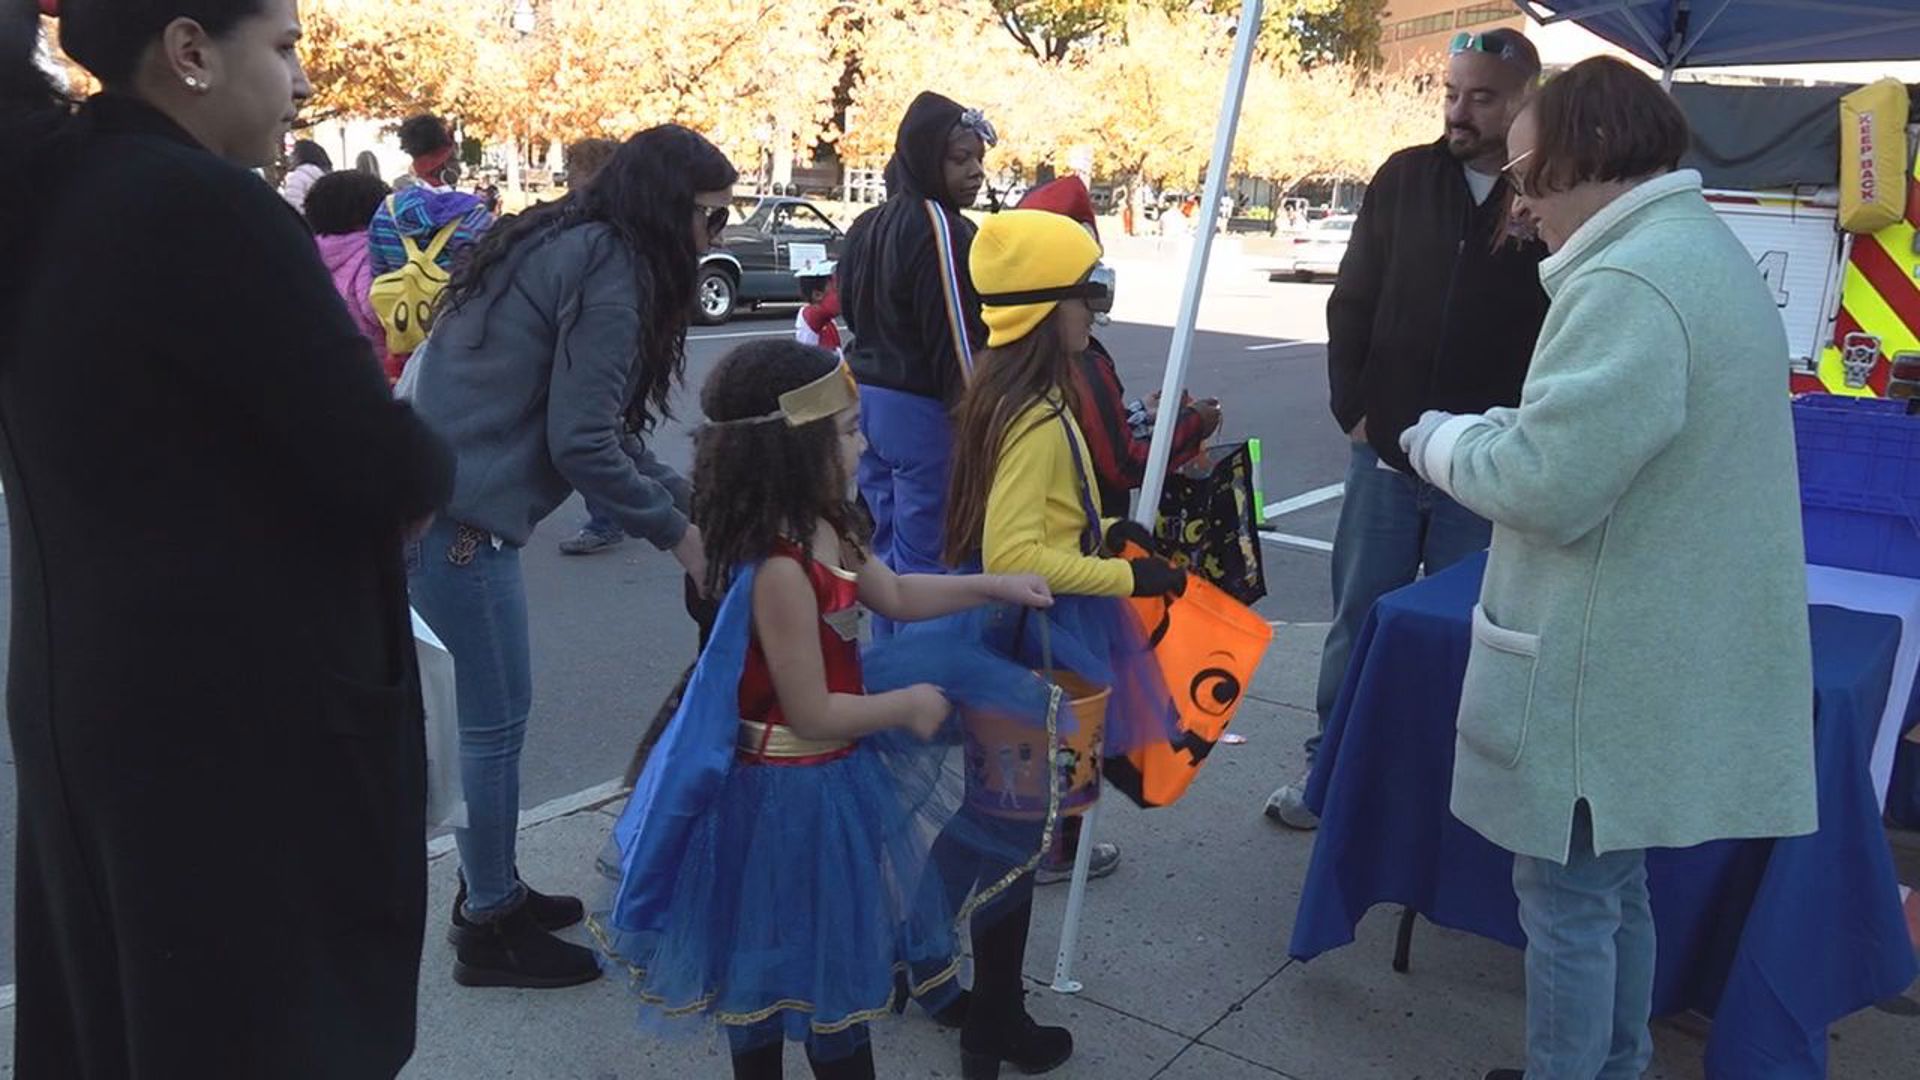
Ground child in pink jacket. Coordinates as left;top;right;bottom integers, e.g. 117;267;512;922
304;170;392;372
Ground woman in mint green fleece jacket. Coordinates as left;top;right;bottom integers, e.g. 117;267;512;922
1400;60;1817;1080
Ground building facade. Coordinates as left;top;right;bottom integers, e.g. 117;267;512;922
1380;1;1920;84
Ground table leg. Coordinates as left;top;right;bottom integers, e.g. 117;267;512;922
1393;906;1418;973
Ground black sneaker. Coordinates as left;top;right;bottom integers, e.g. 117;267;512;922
961;1009;1073;1078
451;900;602;990
449;872;584;946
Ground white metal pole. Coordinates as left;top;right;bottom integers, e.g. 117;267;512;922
1050;0;1266;995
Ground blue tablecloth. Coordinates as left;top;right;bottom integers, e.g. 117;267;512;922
1288;553;1918;1078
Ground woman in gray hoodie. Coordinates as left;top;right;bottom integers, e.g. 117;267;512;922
405;124;738;989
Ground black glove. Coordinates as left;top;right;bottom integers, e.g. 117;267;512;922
685;574;720;650
1105;519;1158;556
1129;556;1187;598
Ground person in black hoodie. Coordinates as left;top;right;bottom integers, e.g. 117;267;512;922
840;91;992;626
1265;28;1550;830
0;2;453;1076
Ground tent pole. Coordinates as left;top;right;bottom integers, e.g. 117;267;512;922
1049;0;1266;996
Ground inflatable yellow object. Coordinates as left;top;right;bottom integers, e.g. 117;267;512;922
1839;79;1909;235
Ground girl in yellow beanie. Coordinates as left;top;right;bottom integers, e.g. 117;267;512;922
936;210;1186;1080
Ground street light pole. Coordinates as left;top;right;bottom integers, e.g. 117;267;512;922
506;0;536;196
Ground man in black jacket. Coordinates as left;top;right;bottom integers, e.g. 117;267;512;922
1266;28;1550;829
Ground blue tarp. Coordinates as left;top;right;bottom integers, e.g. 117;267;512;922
1519;1;1920;70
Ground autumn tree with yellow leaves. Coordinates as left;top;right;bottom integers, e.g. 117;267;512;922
26;0;1442;199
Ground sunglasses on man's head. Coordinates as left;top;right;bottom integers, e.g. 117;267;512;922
1451;31;1521;63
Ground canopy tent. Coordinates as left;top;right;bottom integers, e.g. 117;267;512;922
1518;1;1920;72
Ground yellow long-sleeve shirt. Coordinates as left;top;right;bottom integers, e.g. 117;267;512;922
982;401;1135;598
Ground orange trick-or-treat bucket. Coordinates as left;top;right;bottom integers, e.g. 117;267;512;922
963;670;1108;820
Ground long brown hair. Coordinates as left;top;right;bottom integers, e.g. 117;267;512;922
943;307;1082;566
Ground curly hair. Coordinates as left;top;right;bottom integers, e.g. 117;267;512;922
692;340;867;596
303;170;389;236
397;114;454;157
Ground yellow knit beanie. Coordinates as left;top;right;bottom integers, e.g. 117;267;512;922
970;210;1102;349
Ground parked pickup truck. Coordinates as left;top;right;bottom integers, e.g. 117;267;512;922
697;196;845;325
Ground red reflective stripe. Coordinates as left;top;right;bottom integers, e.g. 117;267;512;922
1849;237;1920;347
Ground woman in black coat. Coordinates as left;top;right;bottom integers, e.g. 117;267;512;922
0;3;452;1077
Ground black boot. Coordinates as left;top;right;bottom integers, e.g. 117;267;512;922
449;870;585;945
928;989;972;1031
451;898;602;989
805;1038;877;1080
960;896;1072;1079
729;1039;784;1080
1484;1072;1524;1080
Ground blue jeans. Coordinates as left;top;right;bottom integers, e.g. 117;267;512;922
581;500;618;537
1309;440;1491;760
857;387;953;634
407;517;533;918
1512;805;1656;1080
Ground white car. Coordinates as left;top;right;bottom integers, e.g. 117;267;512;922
1278;215;1355;281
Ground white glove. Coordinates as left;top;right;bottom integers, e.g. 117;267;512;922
1399;410;1457;483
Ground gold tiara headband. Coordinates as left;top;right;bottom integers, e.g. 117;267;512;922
705;360;860;429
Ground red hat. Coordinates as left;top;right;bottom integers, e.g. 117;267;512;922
1017;177;1099;244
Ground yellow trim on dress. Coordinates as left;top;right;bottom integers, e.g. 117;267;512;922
736;718;853;759
587;677;1066;1037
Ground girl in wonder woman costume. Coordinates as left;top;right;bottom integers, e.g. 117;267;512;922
596;340;1066;1079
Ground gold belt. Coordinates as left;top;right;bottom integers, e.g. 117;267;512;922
736;718;852;761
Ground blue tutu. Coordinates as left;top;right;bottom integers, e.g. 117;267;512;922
593;564;1067;1061
893;589;1178;761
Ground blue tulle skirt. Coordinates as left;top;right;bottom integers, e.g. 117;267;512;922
894;592;1177;761
593;567;1075;1061
595;736;976;1056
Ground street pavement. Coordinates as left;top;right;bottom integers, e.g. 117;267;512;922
4;236;1915;1076
0;235;1348;993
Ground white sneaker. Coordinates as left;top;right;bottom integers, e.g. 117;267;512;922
1263;783;1319;830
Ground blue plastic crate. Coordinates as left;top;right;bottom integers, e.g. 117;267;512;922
1792;396;1920;578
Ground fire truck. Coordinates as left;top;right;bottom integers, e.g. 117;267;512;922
1681;81;1919;404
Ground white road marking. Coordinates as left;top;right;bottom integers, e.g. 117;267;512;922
688;329;794;342
1245;339;1326;352
428;777;627;860
1262;482;1343;521
1260;531;1334;554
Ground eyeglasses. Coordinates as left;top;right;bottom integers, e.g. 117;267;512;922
1498;147;1535;181
1450;31;1521;63
696;203;730;241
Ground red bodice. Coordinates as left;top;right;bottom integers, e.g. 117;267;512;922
737;542;865;764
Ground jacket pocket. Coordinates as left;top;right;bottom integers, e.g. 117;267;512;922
317;668;411;739
1457;603;1540;770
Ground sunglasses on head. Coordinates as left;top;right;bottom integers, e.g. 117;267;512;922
1451;31;1521;63
977;263;1117;318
